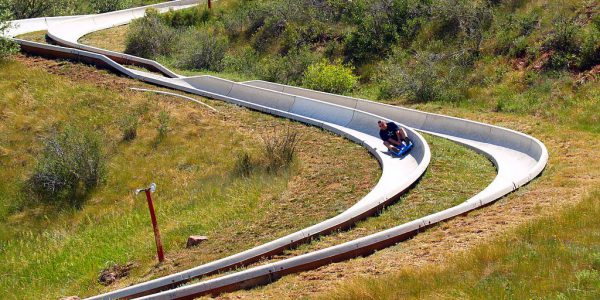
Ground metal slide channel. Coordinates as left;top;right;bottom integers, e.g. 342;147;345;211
3;2;547;299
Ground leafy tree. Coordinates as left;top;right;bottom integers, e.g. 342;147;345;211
0;0;75;19
0;1;18;60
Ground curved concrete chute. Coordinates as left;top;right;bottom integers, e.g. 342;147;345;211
137;83;547;299
5;15;82;38
244;80;547;189
4;2;548;298
11;35;432;297
43;0;200;77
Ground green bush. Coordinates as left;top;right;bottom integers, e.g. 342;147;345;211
493;12;539;57
302;60;357;94
27;127;105;208
344;0;427;63
124;8;178;58
430;0;493;56
578;26;600;70
0;0;73;19
162;6;211;27
176;29;229;71
544;15;578;54
258;47;322;84
90;0;131;13
0;7;18;59
223;46;262;76
377;50;466;102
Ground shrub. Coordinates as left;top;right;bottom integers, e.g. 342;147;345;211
0;7;18;59
27;127;105;208
344;0;427;63
90;0;131;14
493;12;539;57
430;0;493;56
124;8;178;58
578;26;600;70
544;15;578;54
176;29;229;71
258;47;322;84
377;50;466;102
118;114;138;142
261;127;299;173
162;6;211;27
223;46;262;76
302;60;358;94
0;0;73;19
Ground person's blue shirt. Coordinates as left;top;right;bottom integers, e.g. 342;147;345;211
379;122;400;142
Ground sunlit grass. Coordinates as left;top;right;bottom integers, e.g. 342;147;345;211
320;190;600;300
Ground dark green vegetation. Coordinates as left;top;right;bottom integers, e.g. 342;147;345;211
121;0;599;132
27;127;105;208
0;2;18;58
322;190;600;300
0;0;162;19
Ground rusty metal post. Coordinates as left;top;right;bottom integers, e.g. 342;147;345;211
208;0;212;9
137;183;165;263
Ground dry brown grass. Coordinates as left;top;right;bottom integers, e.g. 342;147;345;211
79;25;129;53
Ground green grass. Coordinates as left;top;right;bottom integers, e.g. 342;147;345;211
0;57;380;299
15;30;48;44
320;190;600;300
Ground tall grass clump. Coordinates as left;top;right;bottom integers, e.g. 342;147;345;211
262;127;299;173
118;113;138;141
153;110;170;147
124;8;177;58
302;60;357;94
27;126;105;208
233;152;254;177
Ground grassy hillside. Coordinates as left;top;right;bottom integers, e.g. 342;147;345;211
0;56;383;299
0;54;498;299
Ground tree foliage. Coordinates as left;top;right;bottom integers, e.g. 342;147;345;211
0;1;18;59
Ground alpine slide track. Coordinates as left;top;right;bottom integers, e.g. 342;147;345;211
4;1;548;299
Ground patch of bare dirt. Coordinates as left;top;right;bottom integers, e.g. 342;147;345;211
98;262;137;286
14;54;137;92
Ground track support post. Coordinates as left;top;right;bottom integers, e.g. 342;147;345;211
136;183;165;263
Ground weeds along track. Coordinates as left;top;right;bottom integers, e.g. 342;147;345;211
5;1;547;299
